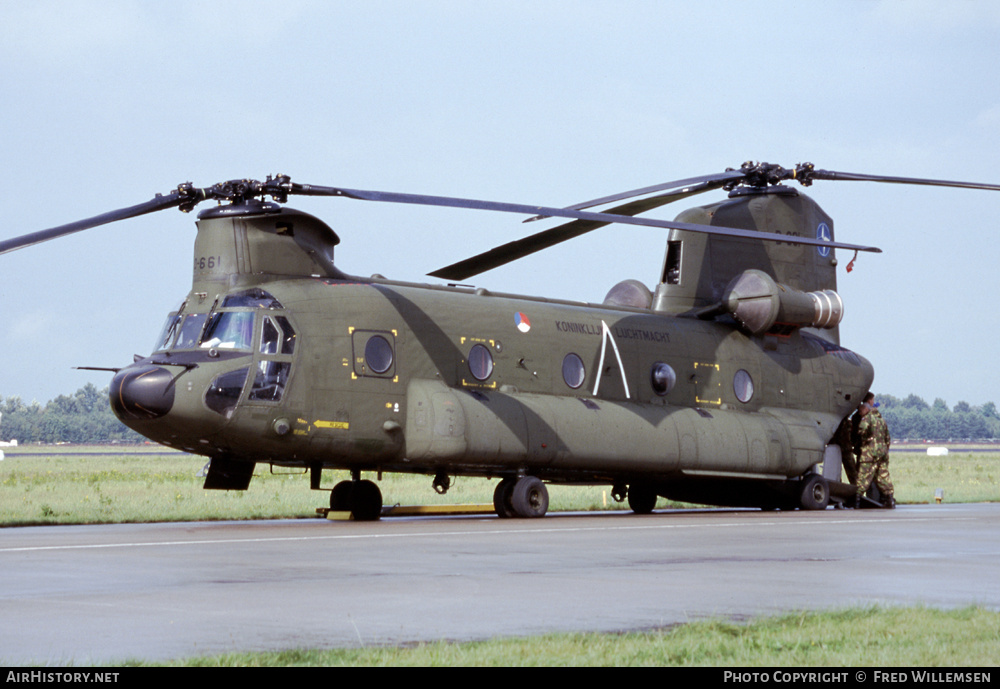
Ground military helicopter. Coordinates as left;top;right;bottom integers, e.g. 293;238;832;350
4;162;998;520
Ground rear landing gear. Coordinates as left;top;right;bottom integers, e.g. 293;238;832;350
798;474;830;510
329;479;383;521
493;478;515;518
493;476;549;518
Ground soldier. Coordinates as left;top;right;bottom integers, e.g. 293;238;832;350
833;413;858;487
854;392;895;508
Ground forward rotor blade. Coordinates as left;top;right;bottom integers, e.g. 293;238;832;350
0;192;184;256
522;169;747;223
284;182;881;279
802;168;1000;191
429;185;713;280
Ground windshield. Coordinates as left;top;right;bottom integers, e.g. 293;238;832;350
152;289;290;356
153;313;181;352
154;312;207;351
201;311;255;350
174;314;208;349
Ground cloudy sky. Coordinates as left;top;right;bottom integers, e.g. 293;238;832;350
2;1;999;408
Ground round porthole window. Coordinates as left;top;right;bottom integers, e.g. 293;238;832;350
468;343;494;381
364;335;394;374
734;369;754;403
650;362;676;396
562;353;586;389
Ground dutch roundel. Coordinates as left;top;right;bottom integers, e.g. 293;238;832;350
515;312;531;333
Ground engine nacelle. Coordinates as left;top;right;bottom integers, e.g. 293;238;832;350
603;279;653;309
723;269;843;336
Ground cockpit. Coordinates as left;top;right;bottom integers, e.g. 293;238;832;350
152;288;297;417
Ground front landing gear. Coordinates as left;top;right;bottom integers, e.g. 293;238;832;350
493;476;549;518
627;484;658;514
330;479;383;521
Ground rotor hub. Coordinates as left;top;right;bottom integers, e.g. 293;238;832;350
724;161;818;192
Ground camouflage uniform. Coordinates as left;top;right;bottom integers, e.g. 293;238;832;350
832;415;858;485
855;407;894;505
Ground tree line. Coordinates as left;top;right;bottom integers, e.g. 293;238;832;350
1;384;144;444
875;394;1000;442
2;385;999;444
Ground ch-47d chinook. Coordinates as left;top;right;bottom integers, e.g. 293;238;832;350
4;162;998;520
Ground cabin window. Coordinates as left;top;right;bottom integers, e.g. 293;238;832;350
468;344;494;381
364;335;394;374
734;369;754;403
650;362;676;396
352;330;396;378
562;353;586;389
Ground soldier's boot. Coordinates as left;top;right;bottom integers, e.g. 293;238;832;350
883;495;895;509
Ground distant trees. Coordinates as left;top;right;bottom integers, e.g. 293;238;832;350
1;383;143;444
2;385;999;444
875;393;1000;441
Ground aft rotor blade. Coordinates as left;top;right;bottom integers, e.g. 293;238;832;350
430;185;713;280
285;182;881;277
0;192;185;255
522;169;747;223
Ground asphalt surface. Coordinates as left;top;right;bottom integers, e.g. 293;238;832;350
2;503;999;665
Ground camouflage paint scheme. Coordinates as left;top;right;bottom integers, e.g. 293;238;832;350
110;186;874;518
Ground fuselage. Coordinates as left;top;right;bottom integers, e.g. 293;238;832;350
113;275;873;487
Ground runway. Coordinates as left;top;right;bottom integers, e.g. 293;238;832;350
2;503;999;665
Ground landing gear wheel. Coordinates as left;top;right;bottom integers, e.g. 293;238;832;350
493;478;516;518
510;476;549;518
799;474;830;510
350;479;383;521
329;479;382;521
330;480;354;511
627;484;658;514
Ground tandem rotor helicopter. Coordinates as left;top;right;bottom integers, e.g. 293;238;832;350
4;161;998;520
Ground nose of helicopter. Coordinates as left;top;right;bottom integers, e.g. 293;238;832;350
110;365;175;420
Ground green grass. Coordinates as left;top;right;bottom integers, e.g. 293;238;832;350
1;444;997;525
125;606;999;666
890;447;999;504
0;444;647;525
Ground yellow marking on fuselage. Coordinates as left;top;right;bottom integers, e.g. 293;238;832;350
314;420;349;430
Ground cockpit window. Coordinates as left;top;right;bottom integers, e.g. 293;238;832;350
154;313;182;352
276;317;296;354
174;314;209;349
261;315;296;355
201;311;255;350
261;318;279;355
222;288;283;309
205;367;250;417
249;361;291;401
